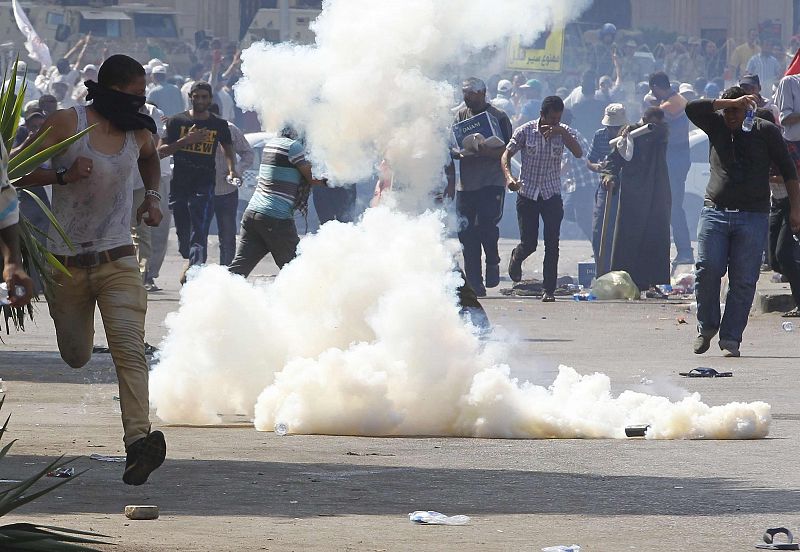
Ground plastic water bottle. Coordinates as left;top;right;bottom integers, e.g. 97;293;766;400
783;321;795;332
742;107;755;132
226;175;243;187
274;422;288;436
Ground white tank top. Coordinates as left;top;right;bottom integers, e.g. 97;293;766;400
49;105;139;255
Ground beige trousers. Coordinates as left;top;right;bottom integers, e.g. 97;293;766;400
47;256;151;447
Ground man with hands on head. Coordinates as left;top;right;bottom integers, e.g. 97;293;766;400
686;88;800;358
502;95;582;302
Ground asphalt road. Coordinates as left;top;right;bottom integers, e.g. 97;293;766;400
0;236;797;551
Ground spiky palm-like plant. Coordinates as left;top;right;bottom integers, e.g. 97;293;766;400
0;396;109;550
1;57;92;333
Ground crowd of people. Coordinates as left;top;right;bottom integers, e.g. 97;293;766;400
446;23;800;356
0;22;799;486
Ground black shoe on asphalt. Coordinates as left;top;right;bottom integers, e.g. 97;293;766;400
693;334;712;354
485;264;500;288
508;254;522;283
123;430;166;486
541;293;556;303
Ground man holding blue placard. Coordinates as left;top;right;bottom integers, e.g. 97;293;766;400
445;77;513;297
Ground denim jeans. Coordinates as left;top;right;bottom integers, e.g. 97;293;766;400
768;197;800;305
213;190;239;266
695;206;768;346
170;180;214;267
592;185;619;274
512;193;564;294
667;149;693;259
456;186;504;290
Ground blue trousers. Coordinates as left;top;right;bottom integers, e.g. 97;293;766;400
213;190;239;266
170;181;214;267
695;207;768;345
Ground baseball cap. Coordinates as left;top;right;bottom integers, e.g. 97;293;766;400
497;79;512;93
601;103;628;126
739;74;760;88
152;65;167;75
82;64;98;73
678;83;696;95
520;78;542;91
147;58;169;68
25;110;45;122
190;81;213;96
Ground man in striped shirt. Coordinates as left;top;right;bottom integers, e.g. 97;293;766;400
228;128;326;277
0;140;33;306
501;96;582;302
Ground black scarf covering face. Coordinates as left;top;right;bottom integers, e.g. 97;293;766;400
84;80;157;134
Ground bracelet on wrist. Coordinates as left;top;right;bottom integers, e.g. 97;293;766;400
144;189;162;202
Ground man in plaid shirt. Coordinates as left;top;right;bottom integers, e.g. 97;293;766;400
501;96;582;302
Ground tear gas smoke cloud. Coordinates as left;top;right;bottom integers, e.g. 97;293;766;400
234;0;592;199
150;208;770;440
150;0;771;440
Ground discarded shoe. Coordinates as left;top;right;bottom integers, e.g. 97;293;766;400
756;527;799;550
123;430;166;486
679;367;732;378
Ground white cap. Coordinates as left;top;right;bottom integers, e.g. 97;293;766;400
497;79;512;93
15;61;27;73
148;58;169;68
678;82;696;95
152;65;167;75
82;64;98;73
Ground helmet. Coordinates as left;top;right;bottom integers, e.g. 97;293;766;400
600;23;617;36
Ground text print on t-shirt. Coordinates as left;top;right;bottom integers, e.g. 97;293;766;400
179;126;218;155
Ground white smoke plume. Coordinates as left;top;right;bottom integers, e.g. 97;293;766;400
149;0;772;440
234;0;591;197
150;208;770;440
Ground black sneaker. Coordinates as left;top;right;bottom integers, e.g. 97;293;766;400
508;254;522;283
541;293;556;303
485;264;500;288
123;430;166;486
693;334;712;354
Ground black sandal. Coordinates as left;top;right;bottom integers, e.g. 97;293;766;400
781;308;800;318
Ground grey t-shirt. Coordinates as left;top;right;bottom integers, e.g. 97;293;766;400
49;106;139;255
454;104;513;192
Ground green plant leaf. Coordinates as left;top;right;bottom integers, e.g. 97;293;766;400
8;125;95;181
19;189;75;254
8;128;53;173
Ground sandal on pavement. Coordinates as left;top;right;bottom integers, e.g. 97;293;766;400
679;367;732;378
781;308;800;318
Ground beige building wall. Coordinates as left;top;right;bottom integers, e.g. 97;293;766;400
631;0;793;46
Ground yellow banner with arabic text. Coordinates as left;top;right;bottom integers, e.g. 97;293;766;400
507;28;565;72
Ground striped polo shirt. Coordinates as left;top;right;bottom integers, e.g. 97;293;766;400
247;136;309;220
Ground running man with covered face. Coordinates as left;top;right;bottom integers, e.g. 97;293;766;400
16;54;166;485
